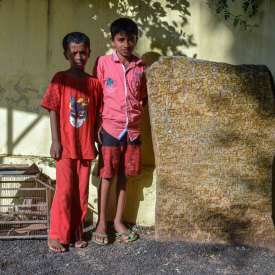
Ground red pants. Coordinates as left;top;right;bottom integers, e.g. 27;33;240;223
49;159;91;244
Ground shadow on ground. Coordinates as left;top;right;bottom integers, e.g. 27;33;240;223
0;223;274;275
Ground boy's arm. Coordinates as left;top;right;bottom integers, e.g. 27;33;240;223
49;110;62;160
95;113;103;144
93;58;104;144
96;122;103;145
40;72;63;160
94;80;103;144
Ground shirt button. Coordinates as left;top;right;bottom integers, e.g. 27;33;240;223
127;113;130;115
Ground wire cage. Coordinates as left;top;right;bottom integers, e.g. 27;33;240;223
0;164;55;239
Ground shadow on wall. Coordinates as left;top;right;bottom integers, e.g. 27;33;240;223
89;0;197;167
269;72;275;225
87;162;154;224
141;52;161;166
92;0;195;56
0;0;197;224
206;1;275;76
0;0;197;160
85;0;196;223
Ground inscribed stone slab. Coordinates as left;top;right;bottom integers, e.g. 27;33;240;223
145;56;275;249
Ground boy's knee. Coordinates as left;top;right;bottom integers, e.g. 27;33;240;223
102;177;113;183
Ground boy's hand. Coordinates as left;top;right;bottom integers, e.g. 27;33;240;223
97;125;103;145
49;110;62;160
50;140;62;160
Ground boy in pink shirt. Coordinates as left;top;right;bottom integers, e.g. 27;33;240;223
92;18;147;245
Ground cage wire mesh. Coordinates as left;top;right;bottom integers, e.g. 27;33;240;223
0;171;54;239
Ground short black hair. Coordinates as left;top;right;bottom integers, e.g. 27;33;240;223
110;18;138;38
62;32;90;52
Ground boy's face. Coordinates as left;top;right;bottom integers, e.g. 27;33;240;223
64;42;91;70
110;32;138;59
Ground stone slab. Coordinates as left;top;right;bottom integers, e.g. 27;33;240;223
145;56;275;249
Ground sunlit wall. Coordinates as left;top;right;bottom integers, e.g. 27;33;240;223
1;0;274;163
0;0;274;225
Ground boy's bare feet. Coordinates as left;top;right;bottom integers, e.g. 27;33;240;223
48;238;66;252
93;223;108;244
113;221;136;241
74;240;87;248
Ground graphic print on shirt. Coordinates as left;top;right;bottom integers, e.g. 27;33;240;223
69;91;89;128
105;78;117;93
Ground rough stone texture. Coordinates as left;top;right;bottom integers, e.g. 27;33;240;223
145;56;275;249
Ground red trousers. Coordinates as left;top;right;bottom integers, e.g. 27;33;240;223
49;159;91;244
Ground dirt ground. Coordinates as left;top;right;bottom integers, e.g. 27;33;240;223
1;223;275;275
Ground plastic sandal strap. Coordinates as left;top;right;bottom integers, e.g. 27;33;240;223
115;229;131;236
127;235;138;241
92;232;107;238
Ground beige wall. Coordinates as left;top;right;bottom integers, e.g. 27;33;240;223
0;0;274;225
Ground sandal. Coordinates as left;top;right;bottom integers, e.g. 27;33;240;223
91;231;108;246
112;229;138;243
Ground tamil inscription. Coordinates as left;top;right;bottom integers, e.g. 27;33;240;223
145;56;275;249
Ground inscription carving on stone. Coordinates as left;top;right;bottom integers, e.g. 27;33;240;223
145;56;275;248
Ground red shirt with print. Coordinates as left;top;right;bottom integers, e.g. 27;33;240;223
41;71;102;159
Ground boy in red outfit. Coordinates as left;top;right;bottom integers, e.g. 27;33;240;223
92;18;147;245
41;32;102;252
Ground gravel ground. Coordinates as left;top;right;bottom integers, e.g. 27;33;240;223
1;223;275;275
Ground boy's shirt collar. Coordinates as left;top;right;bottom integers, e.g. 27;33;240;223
111;51;142;66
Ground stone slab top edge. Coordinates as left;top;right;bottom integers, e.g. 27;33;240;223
144;55;270;74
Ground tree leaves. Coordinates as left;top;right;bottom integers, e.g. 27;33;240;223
242;1;250;13
211;0;260;32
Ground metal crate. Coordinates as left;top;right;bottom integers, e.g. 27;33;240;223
0;164;55;239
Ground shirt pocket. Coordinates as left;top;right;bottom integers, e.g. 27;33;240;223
130;73;142;99
103;78;117;93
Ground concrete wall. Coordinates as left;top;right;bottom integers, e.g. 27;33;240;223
0;0;274;225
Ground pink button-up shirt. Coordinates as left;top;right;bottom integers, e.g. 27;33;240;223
93;51;147;141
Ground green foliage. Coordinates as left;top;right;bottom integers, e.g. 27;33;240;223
211;0;260;32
